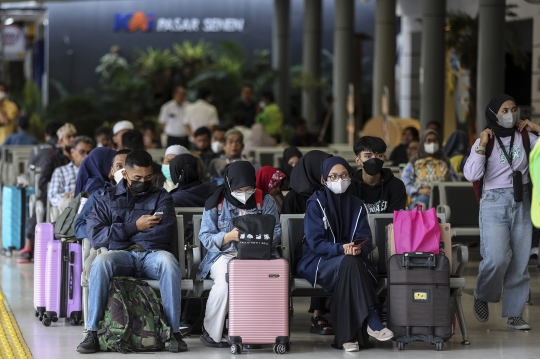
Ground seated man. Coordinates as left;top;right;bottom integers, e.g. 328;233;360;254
207;129;260;180
351;136;406;214
191;126;218;170
210;125;227;154
28;121;62;171
77;150;187;354
0;115;38;150
48;136;94;212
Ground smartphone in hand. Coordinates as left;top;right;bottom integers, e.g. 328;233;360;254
352;238;368;247
154;212;164;216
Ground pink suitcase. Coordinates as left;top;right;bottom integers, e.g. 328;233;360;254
227;259;290;355
43;240;83;327
34;223;53;321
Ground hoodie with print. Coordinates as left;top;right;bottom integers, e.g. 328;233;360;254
351;168;407;214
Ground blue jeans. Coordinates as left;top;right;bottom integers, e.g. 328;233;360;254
87;250;182;332
476;187;532;318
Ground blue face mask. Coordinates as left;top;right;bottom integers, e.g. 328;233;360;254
161;164;172;181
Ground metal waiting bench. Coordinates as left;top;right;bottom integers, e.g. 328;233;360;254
436;182;480;241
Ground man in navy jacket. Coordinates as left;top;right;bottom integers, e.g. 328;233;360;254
77;150;188;354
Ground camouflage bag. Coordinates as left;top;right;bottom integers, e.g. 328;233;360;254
97;277;178;353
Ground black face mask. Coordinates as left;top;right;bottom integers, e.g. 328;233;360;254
127;176;152;194
362;158;384;176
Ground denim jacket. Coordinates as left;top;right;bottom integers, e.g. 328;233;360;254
196;194;282;281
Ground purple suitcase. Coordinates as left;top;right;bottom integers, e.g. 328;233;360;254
43;240;82;327
34;223;53;321
227;259;290;354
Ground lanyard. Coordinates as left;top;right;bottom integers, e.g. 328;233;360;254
495;132;516;172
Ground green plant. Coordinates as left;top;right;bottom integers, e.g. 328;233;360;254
173;40;215;82
134;47;178;77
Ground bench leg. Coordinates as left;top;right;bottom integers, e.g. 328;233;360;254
82;285;89;331
451;290;470;345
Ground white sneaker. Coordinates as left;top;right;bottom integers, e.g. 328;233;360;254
367;326;394;341
342;341;359;352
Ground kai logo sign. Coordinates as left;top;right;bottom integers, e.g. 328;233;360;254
114;12;155;32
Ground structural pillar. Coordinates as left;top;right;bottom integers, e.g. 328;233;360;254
372;0;396;117
302;0;322;131
272;0;290;122
420;0;446;133
333;0;354;143
476;0;505;135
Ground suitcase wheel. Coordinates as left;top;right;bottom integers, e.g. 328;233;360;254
70;317;78;326
42;318;51;327
51;316;58;323
435;342;443;351
273;343;287;354
397;341;405;351
34;311;39;318
230;344;242;355
4;250;12;258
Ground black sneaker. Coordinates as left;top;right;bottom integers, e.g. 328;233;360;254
199;326;229;348
507;317;531;330
76;331;99;354
473;296;489;323
169;332;188;352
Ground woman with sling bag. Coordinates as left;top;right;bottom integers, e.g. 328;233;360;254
464;94;539;330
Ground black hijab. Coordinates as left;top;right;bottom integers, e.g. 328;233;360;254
205;161;257;210
485;94;517;138
317;156;356;242
170;154;200;189
281;146;303;177
289;150;333;196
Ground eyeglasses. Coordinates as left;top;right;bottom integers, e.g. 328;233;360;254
327;173;350;182
233;188;255;195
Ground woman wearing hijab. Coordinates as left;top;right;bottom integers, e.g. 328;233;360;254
401;130;457;208
298;156;392;352
465;94;539;330
280;147;302;190
169;154;216;207
196;161;282;348
281;149;334;335
74;147;117;196
282;150;332;214
443;130;469;174
256;166;287;213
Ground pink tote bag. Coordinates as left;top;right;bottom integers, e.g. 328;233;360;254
393;206;441;254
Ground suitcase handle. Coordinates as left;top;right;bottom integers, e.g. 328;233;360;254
402;252;436;268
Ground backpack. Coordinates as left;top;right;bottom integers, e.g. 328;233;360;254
54;191;90;240
413;157;449;188
473;129;531;202
97;277;177;353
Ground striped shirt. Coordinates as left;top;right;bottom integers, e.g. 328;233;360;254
48;162;79;207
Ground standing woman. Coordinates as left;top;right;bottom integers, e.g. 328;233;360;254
464;94;539;330
297;156;393;352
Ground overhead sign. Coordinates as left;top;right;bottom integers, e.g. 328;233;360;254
2;25;25;61
114;12;245;33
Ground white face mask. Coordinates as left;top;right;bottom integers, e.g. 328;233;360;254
497;112;518;128
0;91;6;101
211;141;223;153
231;190;255;204
326;178;351;194
259;101;266;109
424;143;439;154
113;168;125;185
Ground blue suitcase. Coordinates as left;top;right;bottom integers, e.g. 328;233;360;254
2;186;35;257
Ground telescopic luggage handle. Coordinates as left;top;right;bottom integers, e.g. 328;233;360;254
402;252;436;268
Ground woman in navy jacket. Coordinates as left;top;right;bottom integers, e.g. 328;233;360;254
297;156;393;352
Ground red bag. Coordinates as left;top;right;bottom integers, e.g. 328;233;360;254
393;206;441;254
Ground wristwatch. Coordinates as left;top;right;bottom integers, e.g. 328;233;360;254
475;145;486;153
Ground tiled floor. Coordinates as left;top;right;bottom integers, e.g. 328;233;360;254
2;248;540;358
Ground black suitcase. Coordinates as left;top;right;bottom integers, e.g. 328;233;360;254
387;252;452;351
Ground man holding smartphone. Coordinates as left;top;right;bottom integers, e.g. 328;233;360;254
78;150;188;354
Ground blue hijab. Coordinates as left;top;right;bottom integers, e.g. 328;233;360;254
317;156;356;243
75;147;117;196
